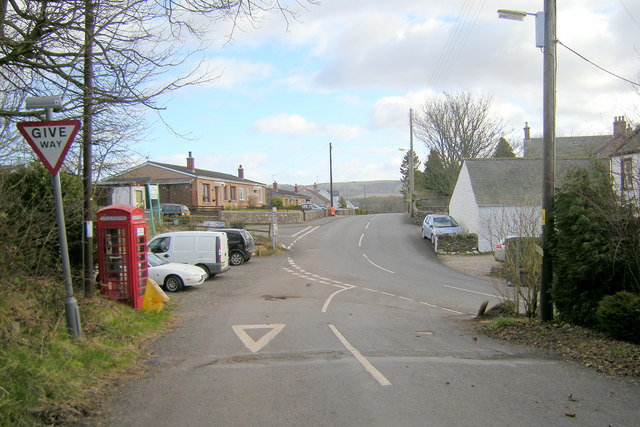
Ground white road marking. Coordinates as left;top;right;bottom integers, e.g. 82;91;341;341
287;226;320;249
322;285;355;313
291;226;313;238
441;307;464;314
362;254;394;274
443;284;497;298
285;257;467;316
232;324;286;353
329;324;391;386
358;233;364;248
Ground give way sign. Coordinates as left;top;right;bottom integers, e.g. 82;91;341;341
17;120;82;175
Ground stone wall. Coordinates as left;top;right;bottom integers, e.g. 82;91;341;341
219;210;303;226
435;233;478;254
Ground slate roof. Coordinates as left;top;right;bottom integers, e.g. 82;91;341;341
524;135;611;158
100;161;265;186
613;129;640;156
269;187;310;199
463;158;599;206
148;161;265;185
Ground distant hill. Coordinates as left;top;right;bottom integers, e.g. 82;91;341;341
279;180;402;199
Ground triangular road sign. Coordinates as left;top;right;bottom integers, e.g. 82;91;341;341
17;120;81;175
232;324;286;353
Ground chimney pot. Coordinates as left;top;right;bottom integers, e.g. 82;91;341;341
273;181;278;191
523;122;530;140
238;165;244;179
614;116;627;137
294;184;299;193
187;152;195;171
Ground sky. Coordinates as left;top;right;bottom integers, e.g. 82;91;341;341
143;0;640;186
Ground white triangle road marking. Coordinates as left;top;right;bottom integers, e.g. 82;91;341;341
232;324;286;353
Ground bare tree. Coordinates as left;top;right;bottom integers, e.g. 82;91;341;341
414;91;505;178
486;200;542;318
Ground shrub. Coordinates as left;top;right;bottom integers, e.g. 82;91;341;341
271;198;283;208
596;291;640;343
552;165;640;327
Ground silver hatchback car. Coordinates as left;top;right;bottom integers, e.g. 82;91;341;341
421;214;461;241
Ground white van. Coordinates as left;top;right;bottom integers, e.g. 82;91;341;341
147;231;230;278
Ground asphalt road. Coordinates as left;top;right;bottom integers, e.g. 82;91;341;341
102;213;640;427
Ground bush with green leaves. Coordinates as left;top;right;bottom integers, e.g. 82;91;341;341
552;165;640;327
595;291;640;343
0;163;84;279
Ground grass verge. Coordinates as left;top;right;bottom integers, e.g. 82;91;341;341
0;276;173;426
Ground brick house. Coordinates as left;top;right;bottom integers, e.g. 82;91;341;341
267;182;310;207
98;152;267;211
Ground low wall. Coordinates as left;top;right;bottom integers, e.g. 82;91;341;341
220;210;303;226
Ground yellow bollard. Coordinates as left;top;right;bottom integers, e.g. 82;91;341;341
142;278;170;312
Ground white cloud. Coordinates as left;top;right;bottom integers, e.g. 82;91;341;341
252;113;366;139
252;113;322;136
198;57;273;89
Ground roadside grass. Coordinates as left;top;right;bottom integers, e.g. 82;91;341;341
474;310;640;378
0;276;172;426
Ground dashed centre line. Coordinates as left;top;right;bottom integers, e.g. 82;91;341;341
285;257;468;315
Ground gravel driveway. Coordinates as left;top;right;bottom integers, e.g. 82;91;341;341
438;254;501;281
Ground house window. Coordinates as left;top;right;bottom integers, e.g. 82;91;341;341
202;184;210;203
229;186;237;201
239;187;245;201
622;157;633;190
256;188;263;204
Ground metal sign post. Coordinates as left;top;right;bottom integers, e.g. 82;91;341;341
271;207;278;250
18;96;82;339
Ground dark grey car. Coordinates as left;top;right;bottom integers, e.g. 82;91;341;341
216;228;256;266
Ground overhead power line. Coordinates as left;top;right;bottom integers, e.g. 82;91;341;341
557;40;640;87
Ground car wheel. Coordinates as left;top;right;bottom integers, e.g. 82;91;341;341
164;275;184;292
229;251;244;266
196;264;210;279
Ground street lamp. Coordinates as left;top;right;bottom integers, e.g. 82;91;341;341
498;1;556;321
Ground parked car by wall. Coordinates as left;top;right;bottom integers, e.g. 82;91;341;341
161;203;190;217
494;236;542;262
147;252;207;292
300;202;323;210
213;228;256;266
421;214;462;241
147;231;229;278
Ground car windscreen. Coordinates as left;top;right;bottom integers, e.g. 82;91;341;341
434;216;458;227
147;252;167;267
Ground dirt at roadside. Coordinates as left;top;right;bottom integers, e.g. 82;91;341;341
438;253;501;281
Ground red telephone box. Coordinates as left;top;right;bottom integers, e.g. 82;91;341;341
97;205;148;309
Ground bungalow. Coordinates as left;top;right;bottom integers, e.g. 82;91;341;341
449;158;596;252
97;152;267;211
267;182;310;207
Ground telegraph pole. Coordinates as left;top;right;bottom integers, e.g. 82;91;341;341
540;0;556;321
329;142;334;209
83;0;96;298
409;109;415;218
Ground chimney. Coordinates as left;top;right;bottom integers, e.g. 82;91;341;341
238;164;244;179
186;151;195;171
294;184;299;193
614;116;627;137
523;122;530;140
273;181;278;191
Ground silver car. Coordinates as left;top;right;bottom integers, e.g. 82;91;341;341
421;214;462;241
